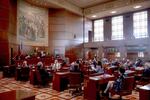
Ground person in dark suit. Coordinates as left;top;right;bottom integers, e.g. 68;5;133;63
134;59;143;67
37;62;52;86
136;61;150;86
70;61;80;72
142;61;150;77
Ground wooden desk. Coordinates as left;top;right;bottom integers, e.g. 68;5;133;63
106;66;118;74
84;74;115;100
0;90;35;100
29;69;37;85
135;67;144;75
15;67;22;81
3;65;16;77
60;67;70;72
52;72;70;91
139;84;150;100
114;70;136;78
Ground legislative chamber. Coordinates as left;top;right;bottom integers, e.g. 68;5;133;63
0;0;150;100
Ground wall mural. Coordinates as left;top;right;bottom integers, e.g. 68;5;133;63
17;0;48;46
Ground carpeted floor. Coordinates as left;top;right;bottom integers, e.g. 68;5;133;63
0;78;139;100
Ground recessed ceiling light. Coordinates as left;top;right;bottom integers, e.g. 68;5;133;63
92;15;97;18
111;11;117;14
134;5;142;9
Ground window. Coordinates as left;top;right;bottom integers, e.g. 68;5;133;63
112;16;123;40
138;52;144;58
94;19;104;41
133;11;148;38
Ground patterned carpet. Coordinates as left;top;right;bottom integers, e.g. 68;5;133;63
0;78;139;100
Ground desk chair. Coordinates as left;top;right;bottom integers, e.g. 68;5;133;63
35;70;42;86
68;72;83;96
20;67;30;81
136;76;150;86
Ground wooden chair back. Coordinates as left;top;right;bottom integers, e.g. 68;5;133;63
69;72;82;87
122;76;134;90
119;76;135;96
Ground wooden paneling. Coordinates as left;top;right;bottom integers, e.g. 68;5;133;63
0;20;9;31
49;9;84;58
0;0;9;7
50;24;65;32
0;40;9;66
0;0;10;66
0;8;9;19
8;0;17;64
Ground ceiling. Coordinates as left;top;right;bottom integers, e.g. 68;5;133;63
25;0;150;19
66;0;114;8
85;0;150;19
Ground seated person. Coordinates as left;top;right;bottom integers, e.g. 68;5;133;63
37;61;44;68
111;59;120;67
40;51;46;58
61;60;67;67
52;60;61;71
103;67;126;98
25;55;31;59
91;61;104;74
137;61;150;84
134;59;143;67
37;62;52;86
22;60;28;67
142;61;150;77
70;61;80;72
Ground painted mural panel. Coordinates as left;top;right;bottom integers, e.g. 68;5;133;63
17;0;48;46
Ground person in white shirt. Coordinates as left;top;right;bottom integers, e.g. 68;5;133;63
22;60;28;67
91;61;104;74
52;60;61;71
